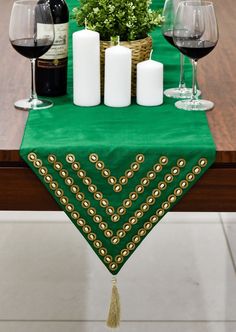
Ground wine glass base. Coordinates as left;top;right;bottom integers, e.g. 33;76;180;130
14;98;53;111
175;99;214;111
164;87;201;99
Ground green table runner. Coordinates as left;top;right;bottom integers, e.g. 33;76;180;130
20;0;216;277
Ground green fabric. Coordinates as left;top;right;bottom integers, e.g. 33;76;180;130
20;0;216;275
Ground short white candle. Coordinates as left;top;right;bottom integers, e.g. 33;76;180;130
104;45;132;107
136;59;163;106
73;29;101;106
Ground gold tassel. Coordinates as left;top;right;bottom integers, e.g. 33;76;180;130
106;277;121;328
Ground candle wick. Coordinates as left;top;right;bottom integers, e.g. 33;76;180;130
149;49;153;60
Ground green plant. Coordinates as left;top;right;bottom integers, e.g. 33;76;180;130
72;0;163;41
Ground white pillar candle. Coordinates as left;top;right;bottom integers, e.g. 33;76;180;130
136;59;163;106
104;45;132;107
73;29;101;106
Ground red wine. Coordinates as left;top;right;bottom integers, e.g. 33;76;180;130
163;30;176;48
176;40;216;60
35;0;69;96
11;38;52;59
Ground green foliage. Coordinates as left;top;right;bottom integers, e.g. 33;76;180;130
72;0;163;41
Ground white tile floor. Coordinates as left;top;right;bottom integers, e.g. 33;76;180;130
0;212;235;332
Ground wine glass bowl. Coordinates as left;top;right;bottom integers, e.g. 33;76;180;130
9;0;54;111
173;1;219;111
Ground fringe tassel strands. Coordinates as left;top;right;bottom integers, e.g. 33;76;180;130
106;277;121;328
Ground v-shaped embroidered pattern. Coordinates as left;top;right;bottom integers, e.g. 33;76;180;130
27;152;208;274
88;153;145;192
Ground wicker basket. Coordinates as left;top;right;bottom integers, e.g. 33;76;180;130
100;36;153;96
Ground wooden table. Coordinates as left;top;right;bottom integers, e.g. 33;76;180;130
1;0;236;212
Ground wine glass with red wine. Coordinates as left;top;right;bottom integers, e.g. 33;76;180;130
173;1;218;111
9;0;54;111
162;0;201;99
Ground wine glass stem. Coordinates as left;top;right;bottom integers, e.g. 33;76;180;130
191;59;199;102
178;53;186;90
30;58;38;102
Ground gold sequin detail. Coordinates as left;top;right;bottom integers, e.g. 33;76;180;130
71;211;80;219
94;240;102;248
77;170;86;178
162;201;170;210
160;156;168;165
136;154;145;163
60;169;68;178
199;158;208;167
95;160;105;170
156;208;165;217
66;204;74;212
28;152;37;161
153;163;162;172
115;255;123;263
111;214;120;222
113;184;122;192
119;176;128;185
89;153;99;163
144;222;153;230
39;167;48;176
34;159;42;168
102;169;111;178
72;162;80;171
165;174;173;183
66;154;75;163
71;185;80;194
117;230;126;238
138;228;146;236
158;181;167;190
111;236;120;245
82;225;91;234
104;229;113;238
44;175;52;183
99;248;107;256
121;249;129;257
180;180;189;189
54;162;62;170
193;166;201;175
131;162;140;171
108;176;117;185
88;233;96;241
129;192;138;200
55;189;64;197
186;173;195;182
104;255;112;263
48;154;56;163
177;159;186;168
168;194;177;203
77;218;86;227
171;167;180;176
109;262;118;271
60;196;68;205
65;177;74;186
174;188;183;196
50;181;58;190
127;242;135;250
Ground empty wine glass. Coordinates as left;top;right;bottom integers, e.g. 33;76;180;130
162;0;201;99
9;0;54;111
173;1;219;111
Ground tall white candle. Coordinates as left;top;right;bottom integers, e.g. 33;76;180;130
104;45;132;107
137;59;163;106
73;29;100;106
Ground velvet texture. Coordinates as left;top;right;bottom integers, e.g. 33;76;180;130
20;0;216;275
